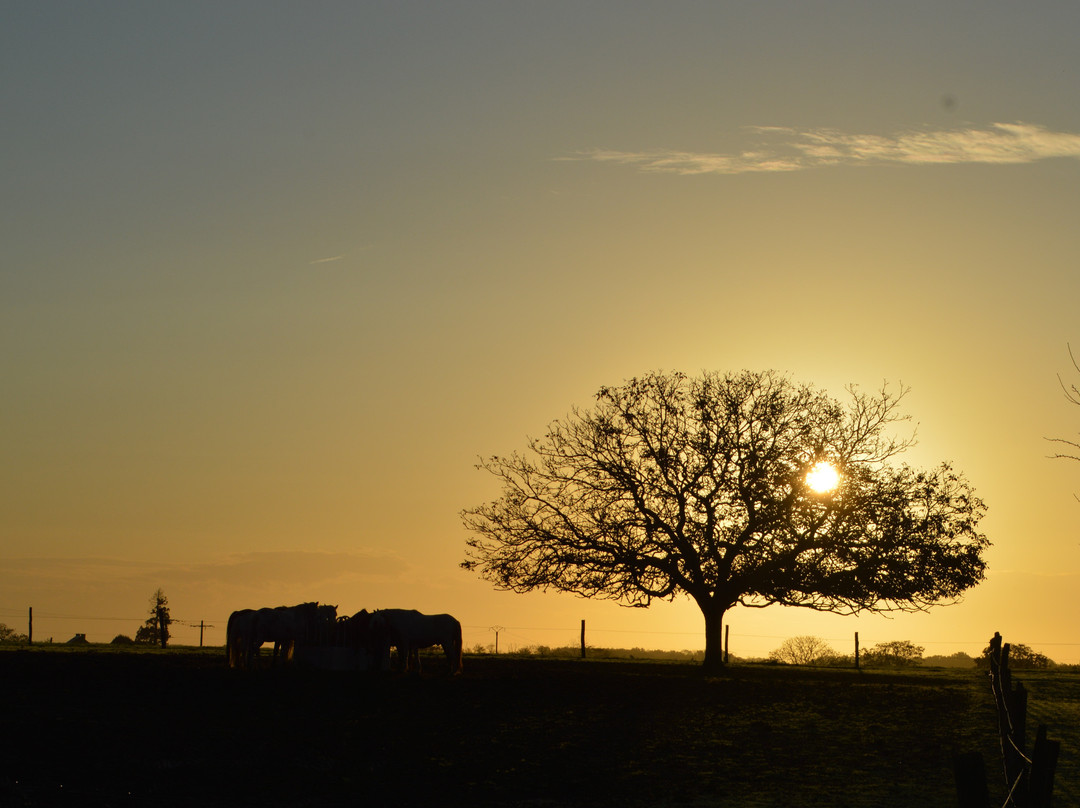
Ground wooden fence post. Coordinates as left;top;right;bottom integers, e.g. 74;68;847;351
955;633;1061;807
580;620;586;659
28;606;33;646
724;624;729;664
855;631;860;670
986;632;1060;808
990;633;1029;803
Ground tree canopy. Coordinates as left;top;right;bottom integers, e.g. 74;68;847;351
462;370;989;672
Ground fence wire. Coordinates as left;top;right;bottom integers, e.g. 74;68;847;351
2;606;1079;663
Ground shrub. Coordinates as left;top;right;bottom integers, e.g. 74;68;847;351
0;622;28;643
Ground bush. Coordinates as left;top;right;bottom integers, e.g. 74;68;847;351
111;634;135;645
0;622;28;643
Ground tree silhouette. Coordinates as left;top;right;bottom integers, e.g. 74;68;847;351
979;641;1051;669
462;370;989;673
863;639;924;667
0;622;28;643
134;588;172;648
768;635;838;666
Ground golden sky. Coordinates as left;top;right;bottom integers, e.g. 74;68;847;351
3;3;1079;660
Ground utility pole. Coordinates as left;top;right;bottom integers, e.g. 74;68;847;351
490;625;504;654
28;606;33;646
197;620;214;647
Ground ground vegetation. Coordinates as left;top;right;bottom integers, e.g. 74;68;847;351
10;647;1076;807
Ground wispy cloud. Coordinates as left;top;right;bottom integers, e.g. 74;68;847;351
573;122;1080;175
0;551;408;590
309;254;346;265
156;551;408;586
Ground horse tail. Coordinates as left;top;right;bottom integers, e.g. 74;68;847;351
225;612;239;668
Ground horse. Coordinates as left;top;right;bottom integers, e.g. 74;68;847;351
336;609;372;650
225;608;259;669
369;609;462;675
225;602;336;669
243;602;337;666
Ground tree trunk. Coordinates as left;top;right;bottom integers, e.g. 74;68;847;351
157;607;168;649
701;604;727;675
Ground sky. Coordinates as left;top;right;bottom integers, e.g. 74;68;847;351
3;2;1080;661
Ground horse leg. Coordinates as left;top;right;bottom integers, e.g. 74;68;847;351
443;644;462;676
396;645;412;673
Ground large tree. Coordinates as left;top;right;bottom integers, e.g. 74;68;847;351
462;370;989;673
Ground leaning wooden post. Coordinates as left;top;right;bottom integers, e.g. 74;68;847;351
955;634;1060;808
580;620;586;659
989;633;1028;803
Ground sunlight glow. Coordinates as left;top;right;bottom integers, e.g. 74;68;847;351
806;461;840;494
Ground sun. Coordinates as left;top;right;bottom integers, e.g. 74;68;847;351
806;461;840;494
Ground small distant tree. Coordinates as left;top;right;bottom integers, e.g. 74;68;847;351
979;641;1051;669
134;588;172;648
769;635;837;666
0;622;28;643
862;639;924;667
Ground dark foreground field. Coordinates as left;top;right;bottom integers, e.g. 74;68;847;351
2;648;1076;807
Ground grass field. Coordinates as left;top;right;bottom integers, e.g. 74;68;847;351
2;645;1076;807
